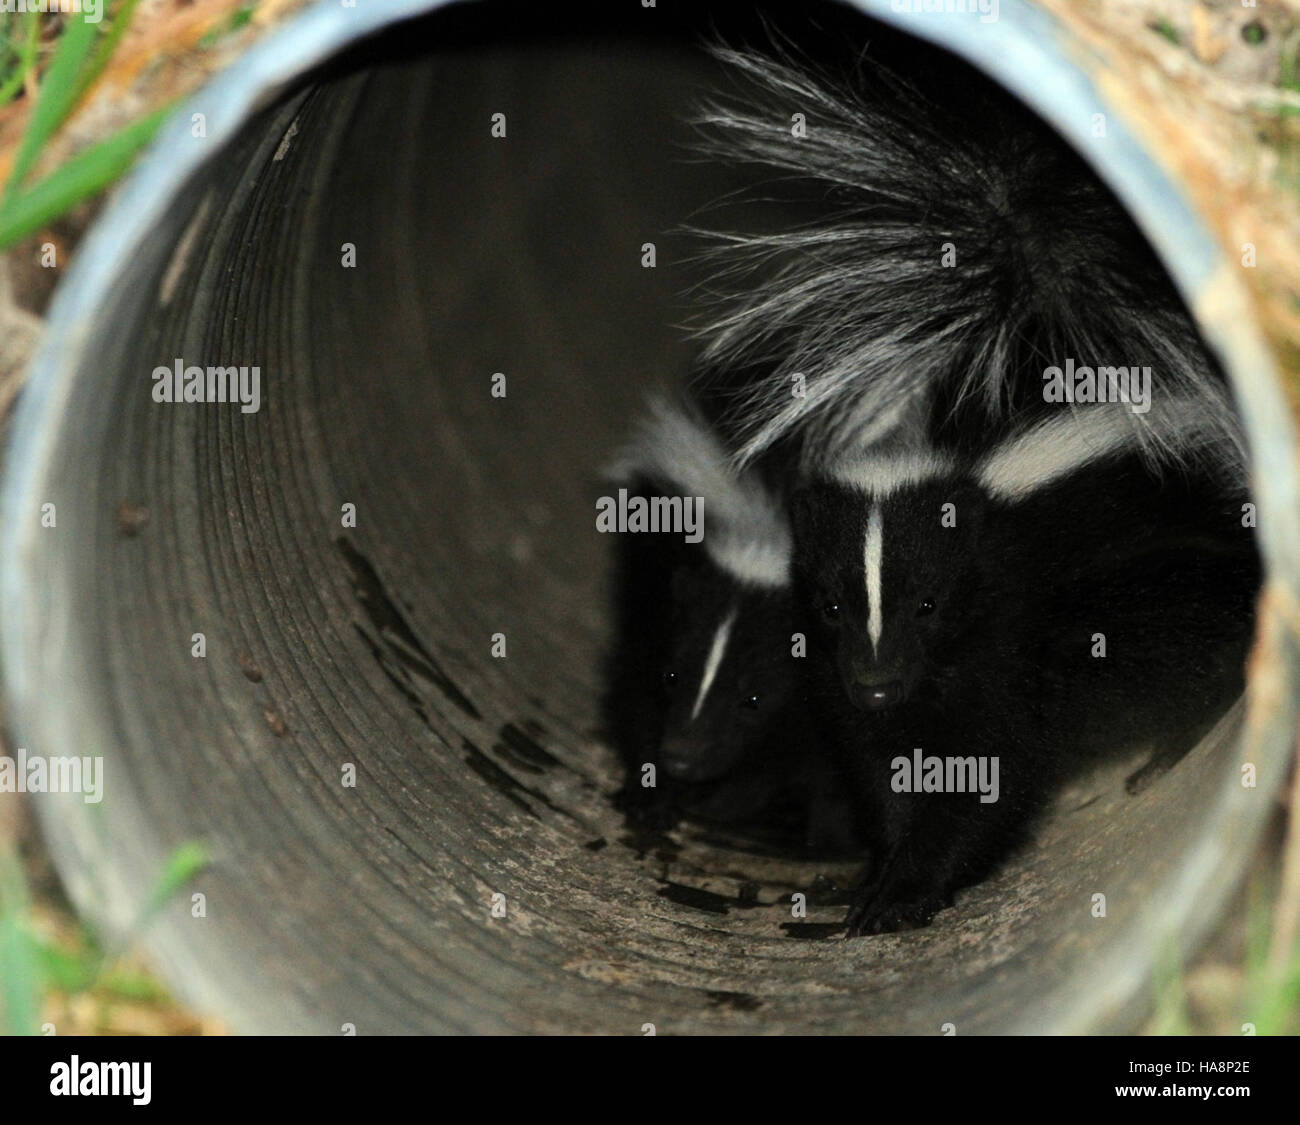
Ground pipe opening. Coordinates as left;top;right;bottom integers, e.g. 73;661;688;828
4;1;1290;1034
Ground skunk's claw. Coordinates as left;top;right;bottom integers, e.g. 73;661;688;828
844;890;945;937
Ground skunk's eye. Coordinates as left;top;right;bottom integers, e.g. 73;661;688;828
822;602;841;623
662;671;678;691
917;598;936;617
741;694;760;711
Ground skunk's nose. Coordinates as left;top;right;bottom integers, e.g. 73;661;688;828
851;679;904;711
661;739;704;780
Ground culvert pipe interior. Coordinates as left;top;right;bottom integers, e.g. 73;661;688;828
3;0;1298;1035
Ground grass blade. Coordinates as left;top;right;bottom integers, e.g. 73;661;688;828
4;10;100;199
133;841;210;931
76;0;145;106
0;103;173;250
0;10;43;110
0;848;41;1036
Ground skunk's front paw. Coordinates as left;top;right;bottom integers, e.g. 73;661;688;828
615;783;680;832
844;887;945;937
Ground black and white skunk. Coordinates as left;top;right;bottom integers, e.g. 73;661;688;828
791;433;1045;933
678;42;1258;933
981;408;1259;789
601;397;861;849
790;398;1258;933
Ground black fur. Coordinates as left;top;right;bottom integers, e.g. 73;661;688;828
792;475;1053;933
998;452;1260;788
601;477;861;852
790;442;1258;934
691;44;1242;475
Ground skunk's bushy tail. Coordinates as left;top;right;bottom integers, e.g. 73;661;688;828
690;44;1242;477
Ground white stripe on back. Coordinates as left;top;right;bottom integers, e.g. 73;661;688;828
706;536;790;589
975;409;1132;501
975;397;1241;501
866;504;883;656
691;607;738;721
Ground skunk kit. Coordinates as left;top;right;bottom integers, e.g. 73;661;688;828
3;0;1294;1040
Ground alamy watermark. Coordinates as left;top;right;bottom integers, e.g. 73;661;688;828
891;748;999;804
1042;357;1151;414
50;1056;150;1105
1;0;102;23
0;748;103;804
596;489;704;543
890;0;998;23
152;358;261;414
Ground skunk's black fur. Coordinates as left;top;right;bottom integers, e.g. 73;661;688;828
994;442;1259;791
790;405;1258;934
601;401;861;850
690;45;1242;476
791;468;1051;932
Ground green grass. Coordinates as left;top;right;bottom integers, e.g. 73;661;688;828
0;104;175;247
1276;30;1300;109
1151;18;1180;48
1149;878;1300;1036
0;840;209;1035
1240;884;1300;1035
0;849;42;1037
1252;30;1300;201
1149;939;1194;1036
0;0;175;251
198;3;257;51
0;9;41;107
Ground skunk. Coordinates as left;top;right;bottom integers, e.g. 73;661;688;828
791;440;1048;933
670;39;1259;931
790;400;1258;934
601;398;860;849
980;408;1259;789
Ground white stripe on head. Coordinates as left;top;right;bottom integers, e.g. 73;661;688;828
827;450;954;498
691;606;739;722
865;504;883;656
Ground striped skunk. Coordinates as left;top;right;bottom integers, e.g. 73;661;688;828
983;411;1259;790
601;398;861;849
791;439;1048;933
684;41;1257;932
790;400;1257;933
